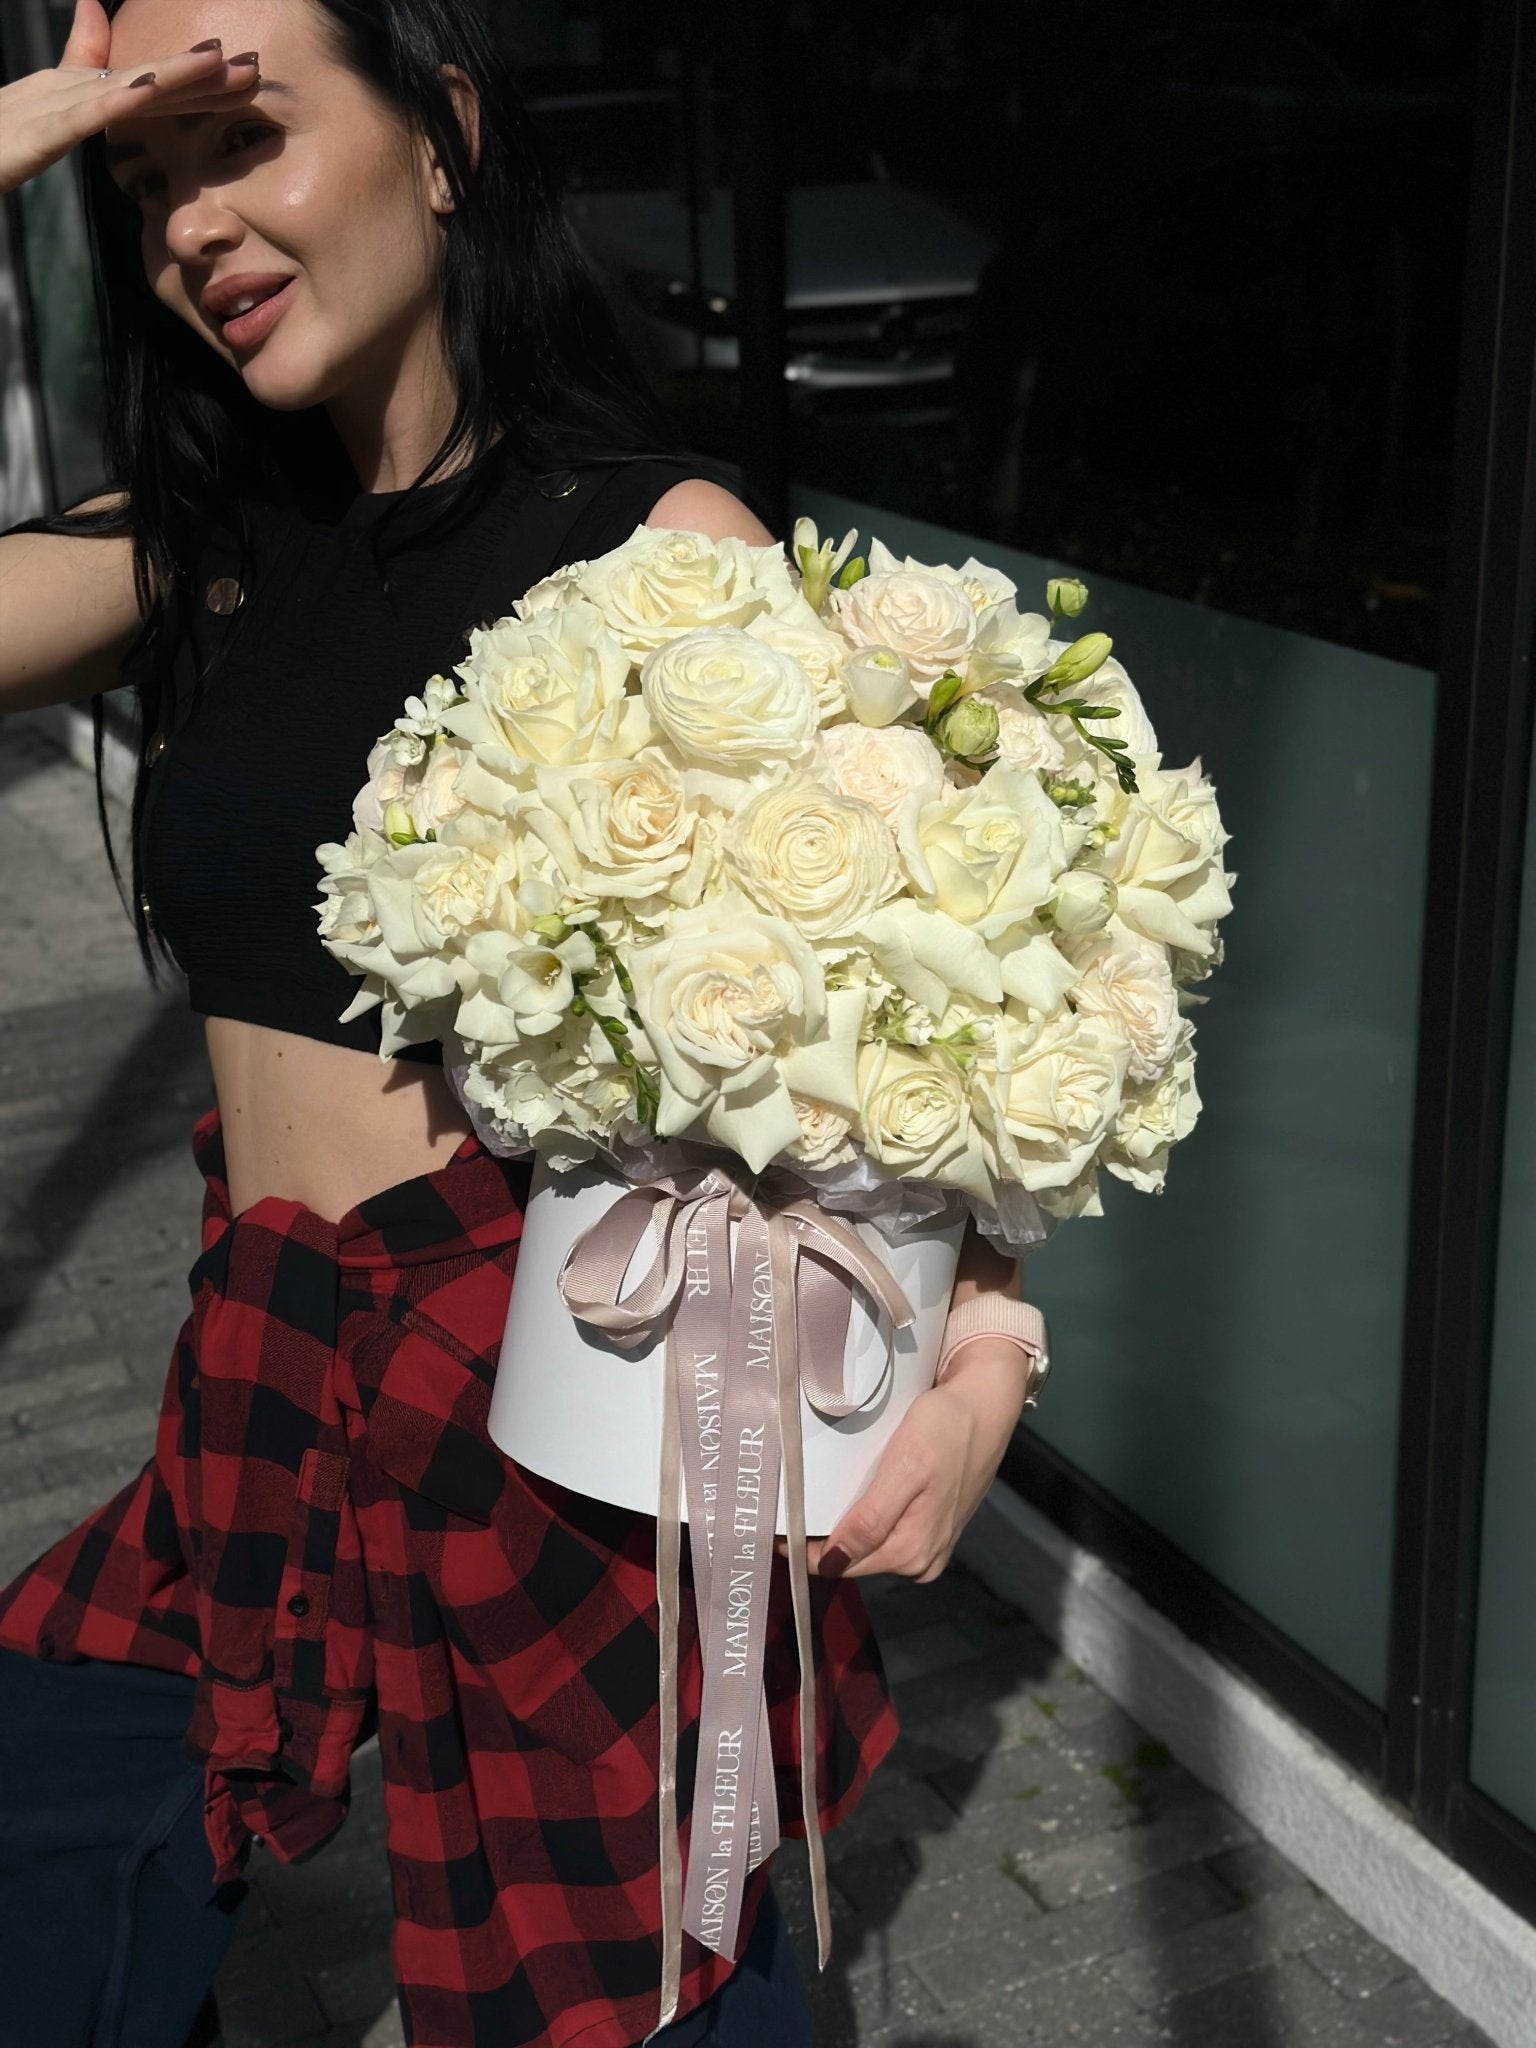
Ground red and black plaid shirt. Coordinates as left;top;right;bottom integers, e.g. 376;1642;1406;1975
0;1106;897;2048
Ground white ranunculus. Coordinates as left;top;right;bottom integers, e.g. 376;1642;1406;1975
518;748;712;907
441;600;646;776
526;525;799;658
832;565;978;686
627;895;845;1169
640;628;819;766
975;1010;1130;1192
972;682;1066;775
746;595;849;722
354;732;470;838
902;766;1067;939
842;646;921;726
1085;757;1233;957
856;1039;992;1201
1064;930;1182;1084
1105;1024;1201;1190
820;722;946;827
726;772;901;940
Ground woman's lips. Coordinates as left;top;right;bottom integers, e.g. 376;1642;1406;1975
220;278;296;349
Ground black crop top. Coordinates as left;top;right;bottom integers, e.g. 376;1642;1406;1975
137;446;717;1065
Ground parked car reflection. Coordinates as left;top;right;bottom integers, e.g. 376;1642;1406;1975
531;88;995;414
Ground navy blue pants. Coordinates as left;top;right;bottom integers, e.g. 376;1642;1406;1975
0;1645;811;2048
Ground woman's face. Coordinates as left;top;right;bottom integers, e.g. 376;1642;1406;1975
102;0;453;416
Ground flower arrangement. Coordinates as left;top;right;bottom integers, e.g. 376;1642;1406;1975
315;519;1234;1257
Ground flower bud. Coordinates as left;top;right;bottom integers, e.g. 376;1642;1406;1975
1042;774;1096;809
1047;869;1117;935
383;800;419;846
844;646;920;726
934;696;1000;763
925;668;965;720
1039;631;1113;691
529;913;571;943
793;517;858;615
1046;577;1089;618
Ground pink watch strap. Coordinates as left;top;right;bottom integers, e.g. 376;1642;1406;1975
935;1295;1051;1405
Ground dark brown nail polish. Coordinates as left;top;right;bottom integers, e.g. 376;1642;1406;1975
129;71;156;87
189;37;222;52
818;1545;851;1579
227;51;259;66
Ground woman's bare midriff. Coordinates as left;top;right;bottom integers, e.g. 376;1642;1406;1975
205;1016;477;1225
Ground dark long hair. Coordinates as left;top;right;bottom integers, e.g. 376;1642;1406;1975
16;0;683;982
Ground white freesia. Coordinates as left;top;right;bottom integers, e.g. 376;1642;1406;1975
640;628;819;766
726;772;901;939
821;722;945;826
1056;650;1160;759
832;564;978;686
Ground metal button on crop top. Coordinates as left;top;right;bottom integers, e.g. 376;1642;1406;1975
137;446;712;1067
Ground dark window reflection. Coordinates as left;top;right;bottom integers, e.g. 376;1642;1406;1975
535;1;1476;670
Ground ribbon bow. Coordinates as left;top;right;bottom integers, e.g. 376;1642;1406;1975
556;1163;917;2036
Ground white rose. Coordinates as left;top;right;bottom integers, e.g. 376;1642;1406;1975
856;1040;992;1201
1105;1024;1201;1191
832;566;977;686
1046;868;1117;936
627;896;847;1169
746;596;849;721
821;723;945;827
354;732;470;837
976;1010;1130;1192
842;646;921;727
902;766;1067;939
1064;931;1182;1084
532;525;798;658
519;748;712;908
1085;757;1233;957
441;600;646;782
640;628;819;765
726;772;901;939
866;537;1018;613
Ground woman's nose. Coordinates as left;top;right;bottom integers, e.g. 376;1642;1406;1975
165;188;242;260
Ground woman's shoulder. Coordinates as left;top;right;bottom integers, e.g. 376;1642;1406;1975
550;452;777;564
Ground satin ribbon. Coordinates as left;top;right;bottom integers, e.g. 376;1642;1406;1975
555;1163;917;2037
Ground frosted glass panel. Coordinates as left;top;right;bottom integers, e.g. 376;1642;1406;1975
794;487;1437;1705
1469;740;1536;1828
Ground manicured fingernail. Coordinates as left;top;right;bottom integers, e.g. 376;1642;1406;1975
818;1545;850;1579
189;37;222;52
227;51;259;66
129;71;156;87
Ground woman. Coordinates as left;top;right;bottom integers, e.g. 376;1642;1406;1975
0;4;1043;2045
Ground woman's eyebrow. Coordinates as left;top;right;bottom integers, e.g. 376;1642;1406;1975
104;81;296;168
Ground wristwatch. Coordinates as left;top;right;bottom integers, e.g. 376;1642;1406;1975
935;1295;1052;1407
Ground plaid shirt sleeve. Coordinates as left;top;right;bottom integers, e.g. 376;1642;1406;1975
0;1106;898;2048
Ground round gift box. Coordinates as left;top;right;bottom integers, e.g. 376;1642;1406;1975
489;1157;967;1538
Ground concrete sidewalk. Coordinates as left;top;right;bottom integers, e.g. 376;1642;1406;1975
0;715;1493;2048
